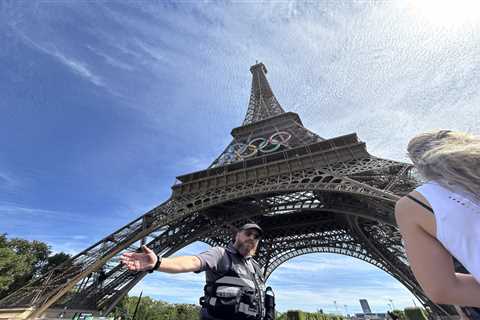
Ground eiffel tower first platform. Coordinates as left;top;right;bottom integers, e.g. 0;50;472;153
0;63;456;319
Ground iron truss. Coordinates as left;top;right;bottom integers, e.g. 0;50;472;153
0;63;457;319
242;63;286;126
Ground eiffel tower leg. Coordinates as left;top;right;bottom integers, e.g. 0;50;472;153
348;216;453;317
63;206;254;315
0;199;185;319
101;271;143;316
95;215;216;314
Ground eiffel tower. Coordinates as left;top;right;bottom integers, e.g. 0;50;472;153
0;63;454;319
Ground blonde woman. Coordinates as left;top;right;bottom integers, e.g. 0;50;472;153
395;130;480;316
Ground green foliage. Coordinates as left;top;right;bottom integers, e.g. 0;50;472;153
40;252;71;274
285;310;303;320
277;310;343;320
0;234;71;299
112;295;200;320
112;297;348;320
0;245;27;291
404;307;428;320
391;309;407;320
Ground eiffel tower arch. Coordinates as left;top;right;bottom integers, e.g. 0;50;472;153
0;63;455;319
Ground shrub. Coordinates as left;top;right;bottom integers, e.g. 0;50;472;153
404;307;428;320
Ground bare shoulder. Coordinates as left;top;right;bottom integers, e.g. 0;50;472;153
395;191;437;237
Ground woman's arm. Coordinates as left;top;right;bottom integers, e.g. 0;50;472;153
395;197;480;307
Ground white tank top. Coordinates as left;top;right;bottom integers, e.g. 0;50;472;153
415;181;480;283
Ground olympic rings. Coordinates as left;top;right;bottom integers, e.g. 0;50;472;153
226;131;292;160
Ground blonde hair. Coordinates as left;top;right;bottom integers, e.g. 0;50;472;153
407;130;480;199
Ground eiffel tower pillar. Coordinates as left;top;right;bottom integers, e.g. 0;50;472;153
0;63;457;319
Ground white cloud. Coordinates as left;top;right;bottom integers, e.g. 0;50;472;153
53;50;104;87
0;203;64;217
273;284;421;313
48;241;88;256
129;277;203;303
0;171;20;191
86;45;135;71
72;235;88;240
276;256;375;273
176;156;213;173
11;28;105;88
0;172;14;184
0;203;84;222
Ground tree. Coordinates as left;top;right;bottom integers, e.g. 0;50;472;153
0;234;31;294
0;245;26;291
404;308;428;320
391;309;407;320
40;252;71;274
0;234;70;299
112;295;200;320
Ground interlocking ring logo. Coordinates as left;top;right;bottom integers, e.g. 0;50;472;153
226;131;292;160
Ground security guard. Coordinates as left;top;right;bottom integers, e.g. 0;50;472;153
121;223;271;320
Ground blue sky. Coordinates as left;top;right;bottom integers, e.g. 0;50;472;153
1;0;480;314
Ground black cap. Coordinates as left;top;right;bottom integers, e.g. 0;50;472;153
239;223;263;236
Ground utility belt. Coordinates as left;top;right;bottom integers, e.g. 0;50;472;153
200;285;275;320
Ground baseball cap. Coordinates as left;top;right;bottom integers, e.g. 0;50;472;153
239;223;263;236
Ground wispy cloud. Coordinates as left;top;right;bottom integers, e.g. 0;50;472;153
129;276;204;302
276;256;375;273
95;1;480;161
273;284;420;313
0;171;20;190
0;203;81;221
176;156;213;173
48;240;91;256
0;202;121;255
6;233;90;255
86;45;135;71
11;27;105;88
52;50;104;87
0;203;65;218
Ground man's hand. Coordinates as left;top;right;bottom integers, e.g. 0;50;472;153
121;245;157;272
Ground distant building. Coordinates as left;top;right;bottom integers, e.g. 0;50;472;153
359;299;372;314
354;313;387;320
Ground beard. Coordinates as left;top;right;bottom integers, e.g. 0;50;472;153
236;239;256;256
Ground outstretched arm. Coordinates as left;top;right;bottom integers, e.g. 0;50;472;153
121;245;202;273
395;196;480;307
158;256;202;273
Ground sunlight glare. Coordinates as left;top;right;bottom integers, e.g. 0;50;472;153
409;0;480;28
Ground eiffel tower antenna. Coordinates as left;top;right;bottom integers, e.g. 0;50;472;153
0;63;455;319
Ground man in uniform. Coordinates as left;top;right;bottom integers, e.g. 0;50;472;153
121;223;269;320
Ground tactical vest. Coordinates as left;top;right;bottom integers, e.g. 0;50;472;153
201;250;266;320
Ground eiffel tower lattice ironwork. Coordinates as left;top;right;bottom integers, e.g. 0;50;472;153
0;63;455;319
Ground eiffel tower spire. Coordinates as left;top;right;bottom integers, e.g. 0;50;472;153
242;62;285;125
209;62;322;168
